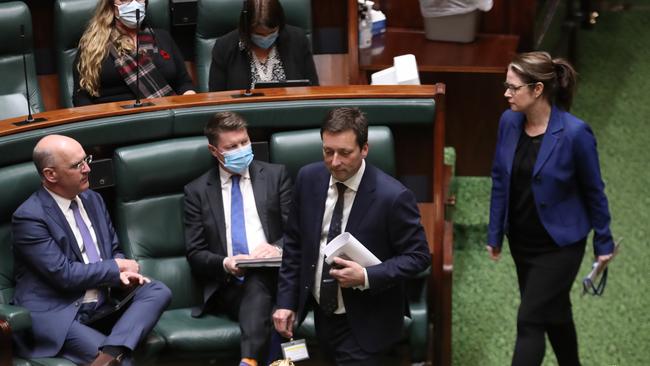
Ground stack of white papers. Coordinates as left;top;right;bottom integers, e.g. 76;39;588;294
324;232;381;267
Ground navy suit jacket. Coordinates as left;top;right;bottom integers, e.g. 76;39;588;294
184;160;292;315
276;162;431;353
488;106;614;255
11;187;123;358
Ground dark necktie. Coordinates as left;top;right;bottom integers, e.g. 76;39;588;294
70;200;101;263
231;175;249;256
320;182;347;314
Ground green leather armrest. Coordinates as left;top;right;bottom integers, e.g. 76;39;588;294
0;304;32;332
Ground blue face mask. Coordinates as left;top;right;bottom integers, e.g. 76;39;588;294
221;144;254;174
116;1;146;29
250;31;279;49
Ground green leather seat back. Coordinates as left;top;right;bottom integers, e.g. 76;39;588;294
54;0;170;108
0;110;174;167
54;0;99;108
194;0;312;92
0;1;44;115
172;99;435;136
0;93;29;120
270;126;396;180
113;136;213;309
0;163;41;305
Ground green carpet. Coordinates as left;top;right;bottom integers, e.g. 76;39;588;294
451;9;650;365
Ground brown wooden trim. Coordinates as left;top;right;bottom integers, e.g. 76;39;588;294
346;0;361;84
0;85;439;137
0;319;12;366
441;220;454;366
429;83;449;366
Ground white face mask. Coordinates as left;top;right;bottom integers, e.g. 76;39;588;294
116;1;146;29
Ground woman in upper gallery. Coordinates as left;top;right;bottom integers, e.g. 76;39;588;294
208;0;319;92
73;0;195;106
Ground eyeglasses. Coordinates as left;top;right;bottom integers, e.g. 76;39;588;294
70;155;93;171
503;82;537;94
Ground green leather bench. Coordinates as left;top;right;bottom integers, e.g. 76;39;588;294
113;136;243;362
0;163;75;366
0;95;442;364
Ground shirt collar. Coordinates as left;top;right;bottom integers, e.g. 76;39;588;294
329;159;365;192
219;165;251;186
44;186;79;213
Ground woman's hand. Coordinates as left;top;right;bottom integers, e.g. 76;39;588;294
486;245;502;261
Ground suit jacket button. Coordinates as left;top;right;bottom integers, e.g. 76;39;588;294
540;202;547;208
75;301;80;307
535;176;541;182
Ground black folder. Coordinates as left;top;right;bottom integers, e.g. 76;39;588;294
82;285;141;334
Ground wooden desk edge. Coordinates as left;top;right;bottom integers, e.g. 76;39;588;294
0;85;445;137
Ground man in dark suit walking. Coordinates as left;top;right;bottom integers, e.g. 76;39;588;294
273;107;431;365
184;112;292;366
11;135;171;366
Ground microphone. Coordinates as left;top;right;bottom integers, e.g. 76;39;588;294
14;24;46;126
231;0;263;99
122;8;153;109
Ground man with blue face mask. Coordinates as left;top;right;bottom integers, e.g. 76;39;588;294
183;111;292;366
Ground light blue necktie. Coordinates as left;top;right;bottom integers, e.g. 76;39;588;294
231;175;249;256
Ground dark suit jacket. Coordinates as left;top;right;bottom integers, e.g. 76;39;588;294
208;25;319;91
11;188;124;358
276;162;431;353
488;105;614;255
184;160;292;315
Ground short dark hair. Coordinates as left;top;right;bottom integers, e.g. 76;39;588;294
320;107;368;148
204;112;248;146
239;0;285;48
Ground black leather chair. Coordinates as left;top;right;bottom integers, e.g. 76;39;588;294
0;1;44;120
194;0;312;92
54;0;171;108
113;136;244;361
269;126;429;363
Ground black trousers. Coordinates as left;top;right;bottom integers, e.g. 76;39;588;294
208;269;277;361
312;297;392;366
509;237;586;366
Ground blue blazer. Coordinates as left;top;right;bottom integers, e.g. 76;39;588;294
11;187;123;358
276;162;431;353
488;106;614;256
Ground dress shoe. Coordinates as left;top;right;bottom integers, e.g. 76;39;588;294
89;351;123;366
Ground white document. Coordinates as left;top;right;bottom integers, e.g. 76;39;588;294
324;232;381;267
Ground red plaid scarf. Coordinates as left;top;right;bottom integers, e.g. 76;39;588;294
111;30;175;99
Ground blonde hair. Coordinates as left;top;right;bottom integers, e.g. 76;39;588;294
77;0;137;96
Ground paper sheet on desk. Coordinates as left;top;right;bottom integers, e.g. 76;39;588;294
324;232;381;267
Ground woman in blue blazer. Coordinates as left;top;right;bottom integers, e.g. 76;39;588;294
487;52;615;366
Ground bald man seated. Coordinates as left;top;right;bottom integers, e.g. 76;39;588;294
10;135;172;366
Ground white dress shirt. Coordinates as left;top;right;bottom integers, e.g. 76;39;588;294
312;160;369;314
219;166;268;259
45;188;101;303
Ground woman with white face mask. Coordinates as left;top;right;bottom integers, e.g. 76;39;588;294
208;0;319;92
73;0;196;106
